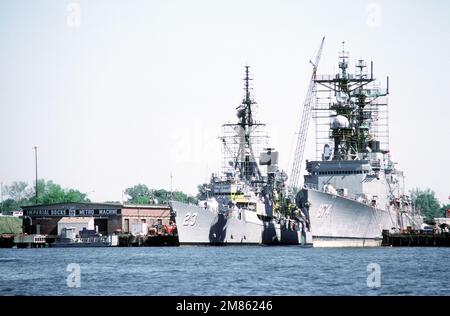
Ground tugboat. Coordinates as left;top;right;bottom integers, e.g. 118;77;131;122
171;67;312;245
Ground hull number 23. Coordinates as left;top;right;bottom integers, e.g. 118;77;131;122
183;212;198;226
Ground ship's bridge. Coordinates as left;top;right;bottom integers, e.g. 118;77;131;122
304;159;390;209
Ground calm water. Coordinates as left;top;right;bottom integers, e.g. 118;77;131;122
0;247;449;296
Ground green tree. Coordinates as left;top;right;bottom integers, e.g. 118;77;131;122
1;179;89;212
1;198;22;213
171;190;197;205
2;181;33;213
152;188;197;204
153;189;170;204
4;181;32;201
124;184;198;205
410;188;442;220
34;180;90;205
124;184;152;204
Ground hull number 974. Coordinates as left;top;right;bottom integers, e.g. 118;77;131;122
317;204;332;218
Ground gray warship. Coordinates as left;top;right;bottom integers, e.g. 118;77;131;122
171;67;312;245
294;43;423;247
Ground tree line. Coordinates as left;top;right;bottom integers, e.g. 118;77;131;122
0;180;448;221
123;184;197;205
410;188;449;221
0;180;199;214
0;180;90;213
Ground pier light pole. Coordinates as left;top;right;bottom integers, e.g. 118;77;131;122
33;145;38;204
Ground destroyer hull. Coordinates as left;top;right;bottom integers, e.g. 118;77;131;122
171;201;309;246
303;189;415;247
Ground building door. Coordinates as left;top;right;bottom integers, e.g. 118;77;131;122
124;219;129;233
94;218;108;236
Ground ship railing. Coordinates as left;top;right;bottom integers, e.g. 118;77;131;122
370;161;381;169
303;183;319;191
315;74;339;82
78;236;109;244
315;74;364;82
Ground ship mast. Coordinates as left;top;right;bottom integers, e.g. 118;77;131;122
235;66;260;181
220;66;265;183
242;65;255;127
314;42;389;161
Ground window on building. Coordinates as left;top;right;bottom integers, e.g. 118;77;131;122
124;219;129;233
141;219;146;224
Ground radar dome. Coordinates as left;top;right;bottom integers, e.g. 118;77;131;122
331;115;350;129
336;92;349;103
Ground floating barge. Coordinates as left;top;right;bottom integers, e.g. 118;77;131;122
382;230;450;247
14;234;48;248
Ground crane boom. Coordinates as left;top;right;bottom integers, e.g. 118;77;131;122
289;37;325;189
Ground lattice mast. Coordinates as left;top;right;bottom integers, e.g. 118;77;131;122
220;66;268;183
313;42;390;161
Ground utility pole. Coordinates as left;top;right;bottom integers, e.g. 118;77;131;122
33;146;38;204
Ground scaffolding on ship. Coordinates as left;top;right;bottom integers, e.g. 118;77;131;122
312;44;390;161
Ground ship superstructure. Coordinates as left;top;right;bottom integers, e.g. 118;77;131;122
171;67;311;245
294;43;422;247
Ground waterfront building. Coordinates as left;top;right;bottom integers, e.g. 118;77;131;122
21;202;171;237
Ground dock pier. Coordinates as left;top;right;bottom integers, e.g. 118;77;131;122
382;230;450;247
118;234;179;247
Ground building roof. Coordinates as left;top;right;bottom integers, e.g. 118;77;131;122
123;204;170;210
22;202;122;210
121;208;171;217
58;217;94;224
21;202;170;210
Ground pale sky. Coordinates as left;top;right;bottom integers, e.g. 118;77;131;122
0;0;449;203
